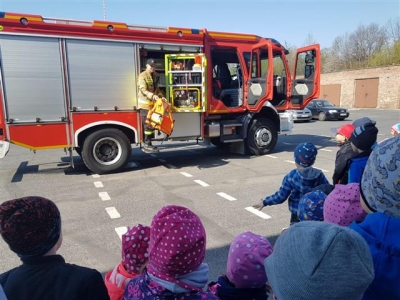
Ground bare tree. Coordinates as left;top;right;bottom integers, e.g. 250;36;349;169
386;17;400;42
303;33;317;46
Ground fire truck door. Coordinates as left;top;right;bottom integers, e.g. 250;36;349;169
288;44;320;109
245;40;273;111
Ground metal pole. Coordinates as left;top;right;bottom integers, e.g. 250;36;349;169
102;0;106;20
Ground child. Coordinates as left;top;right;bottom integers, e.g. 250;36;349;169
331;123;357;184
123;205;218;300
0;196;109;300
208;231;273;300
348;122;378;183
350;135;400;300
264;222;374;300
323;183;367;226
253;142;329;224
105;224;150;300
297;190;327;221
391;123;400;137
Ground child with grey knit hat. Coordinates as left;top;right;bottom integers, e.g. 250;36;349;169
264;221;374;300
350;134;400;300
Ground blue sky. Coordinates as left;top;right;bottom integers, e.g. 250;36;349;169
0;0;398;48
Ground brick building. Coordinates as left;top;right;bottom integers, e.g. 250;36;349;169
320;65;400;109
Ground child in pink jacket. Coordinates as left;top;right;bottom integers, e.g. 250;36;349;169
105;224;150;300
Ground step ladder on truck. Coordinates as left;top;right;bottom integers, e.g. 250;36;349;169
0;11;320;174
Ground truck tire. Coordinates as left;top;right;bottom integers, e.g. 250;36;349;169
81;128;131;174
246;118;277;155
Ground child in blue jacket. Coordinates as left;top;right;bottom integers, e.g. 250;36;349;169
253;142;329;224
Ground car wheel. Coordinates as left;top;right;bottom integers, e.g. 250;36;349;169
318;112;327;121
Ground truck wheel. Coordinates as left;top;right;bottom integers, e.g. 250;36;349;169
81;128;131;174
246;118;277;155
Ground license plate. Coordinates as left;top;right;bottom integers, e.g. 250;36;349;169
340;113;347;116
301;114;309;117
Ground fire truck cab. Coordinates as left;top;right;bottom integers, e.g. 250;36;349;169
0;12;320;174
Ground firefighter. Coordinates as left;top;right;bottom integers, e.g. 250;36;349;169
137;59;164;152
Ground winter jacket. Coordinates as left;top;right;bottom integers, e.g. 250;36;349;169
263;167;329;215
348;150;372;184
123;271;218;300
332;142;357;184
0;255;109;300
208;276;268;300
105;262;136;300
350;213;400;300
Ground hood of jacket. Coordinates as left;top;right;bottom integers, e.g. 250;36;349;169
350;213;400;299
208;276;268;300
296;167;326;184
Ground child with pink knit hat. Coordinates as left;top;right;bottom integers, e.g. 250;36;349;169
391;123;400;137
208;231;273;300
323;183;367;226
123;205;218;300
105;224;150;300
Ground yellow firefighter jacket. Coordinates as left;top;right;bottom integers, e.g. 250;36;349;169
137;70;163;110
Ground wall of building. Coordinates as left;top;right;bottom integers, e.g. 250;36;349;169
320;65;400;109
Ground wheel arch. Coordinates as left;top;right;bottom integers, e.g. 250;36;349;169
75;121;138;147
242;103;281;139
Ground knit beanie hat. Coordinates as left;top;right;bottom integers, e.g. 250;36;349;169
294;142;318;167
360;135;400;217
226;232;273;289
352;117;376;128
323;183;367;226
122;224;150;275
147;205;206;290
332;123;355;139
297;190;326;221
264;221;374;300
0;196;61;258
350;123;378;151
391;123;400;134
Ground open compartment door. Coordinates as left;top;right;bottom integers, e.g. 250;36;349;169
288;44;320;109
245;39;274;111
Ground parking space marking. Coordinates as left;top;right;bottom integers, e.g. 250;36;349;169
165;164;177;169
94;181;104;188
180;172;193;178
285;160;296;164
217;192;237;201
115;226;128;240
127;162;139;168
105;207;121;219
99;192;111;201
264;155;277;158
319;148;332;152
149;154;157;158
158;158;167;163
245;207;272;219
92;174;100;178
194;180;209;187
282;142;292;145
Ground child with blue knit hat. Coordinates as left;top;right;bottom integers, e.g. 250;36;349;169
253;142;329;225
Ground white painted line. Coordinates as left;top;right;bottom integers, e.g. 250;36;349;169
265;154;277;158
245;207;272;220
166;164;177;169
285;160;296;164
94;181;104;188
158;158;167;163
194;180;209;187
149;154;157;158
92;174;100;178
180;172;193;177
99;192;111;201
321;135;332;138
217;192;237;201
314;167;330;172
319;148;332;152
115;226;128;240
105;207;121;219
127;162;139;168
282;142;292;145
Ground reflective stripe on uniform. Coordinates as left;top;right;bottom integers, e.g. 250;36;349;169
139;98;153;105
145;130;154;135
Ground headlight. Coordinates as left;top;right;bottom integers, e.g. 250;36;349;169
328;110;337;113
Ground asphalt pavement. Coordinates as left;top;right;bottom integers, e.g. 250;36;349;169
0;108;398;281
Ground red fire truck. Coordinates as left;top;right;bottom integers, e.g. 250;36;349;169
0;12;320;174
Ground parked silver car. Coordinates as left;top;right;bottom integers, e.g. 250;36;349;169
286;108;312;122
